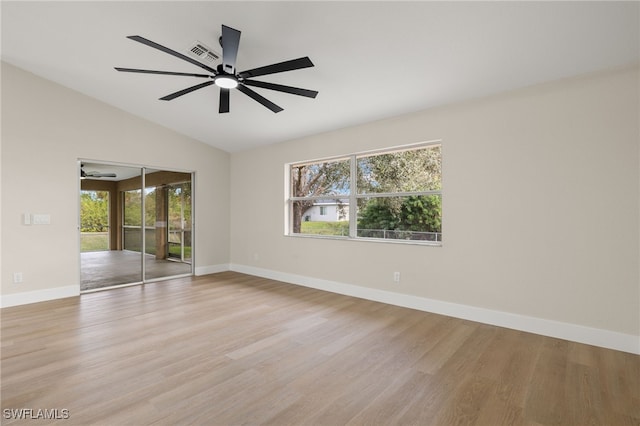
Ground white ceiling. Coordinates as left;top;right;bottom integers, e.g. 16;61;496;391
2;2;638;153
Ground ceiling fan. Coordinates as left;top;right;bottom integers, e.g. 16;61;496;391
115;24;318;113
81;165;116;179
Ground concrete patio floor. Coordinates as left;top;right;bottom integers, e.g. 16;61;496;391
81;250;191;291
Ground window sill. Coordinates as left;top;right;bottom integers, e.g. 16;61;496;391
285;233;443;247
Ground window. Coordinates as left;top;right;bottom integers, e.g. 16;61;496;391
287;142;442;244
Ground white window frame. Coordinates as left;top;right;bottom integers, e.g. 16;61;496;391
286;140;442;246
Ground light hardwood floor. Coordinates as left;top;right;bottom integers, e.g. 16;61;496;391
2;272;639;425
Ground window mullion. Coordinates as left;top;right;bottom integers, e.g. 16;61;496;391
349;155;357;238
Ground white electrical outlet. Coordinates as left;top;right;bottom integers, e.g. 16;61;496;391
13;272;23;283
393;272;401;283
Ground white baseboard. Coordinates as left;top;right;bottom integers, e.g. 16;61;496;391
4;266;637;354
0;263;227;308
195;263;230;276
229;263;640;355
0;285;80;308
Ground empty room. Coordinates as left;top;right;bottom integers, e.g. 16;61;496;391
1;2;639;425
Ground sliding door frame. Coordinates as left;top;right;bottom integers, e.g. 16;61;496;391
78;159;195;293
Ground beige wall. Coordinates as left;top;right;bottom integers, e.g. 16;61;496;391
230;66;640;337
1;62;230;296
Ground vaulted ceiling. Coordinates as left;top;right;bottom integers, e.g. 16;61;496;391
2;1;638;152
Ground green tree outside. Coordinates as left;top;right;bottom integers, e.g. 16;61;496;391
358;195;441;234
80;191;109;232
357;146;442;236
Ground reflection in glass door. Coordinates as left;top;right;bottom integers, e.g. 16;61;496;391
168;182;192;264
143;169;193;281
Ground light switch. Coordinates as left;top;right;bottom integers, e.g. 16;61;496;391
32;214;51;225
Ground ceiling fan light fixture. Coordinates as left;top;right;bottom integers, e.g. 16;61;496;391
214;75;238;89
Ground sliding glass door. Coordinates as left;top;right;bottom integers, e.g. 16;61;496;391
79;162;194;292
80;164;143;290
143;170;193;281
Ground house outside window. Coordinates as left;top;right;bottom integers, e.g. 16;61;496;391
287;142;441;244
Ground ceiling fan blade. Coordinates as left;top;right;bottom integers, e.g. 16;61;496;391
237;84;283;113
221;25;241;75
126;35;218;74
219;88;230;113
242;80;318;98
238;57;314;79
159;81;215;101
115;67;211;78
85;171;117;178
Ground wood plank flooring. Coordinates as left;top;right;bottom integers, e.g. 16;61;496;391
1;272;639;425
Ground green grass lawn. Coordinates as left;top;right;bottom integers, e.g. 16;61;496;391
301;221;349;236
80;232;109;252
169;244;192;259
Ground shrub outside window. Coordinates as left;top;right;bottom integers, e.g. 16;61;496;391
287;142;441;244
